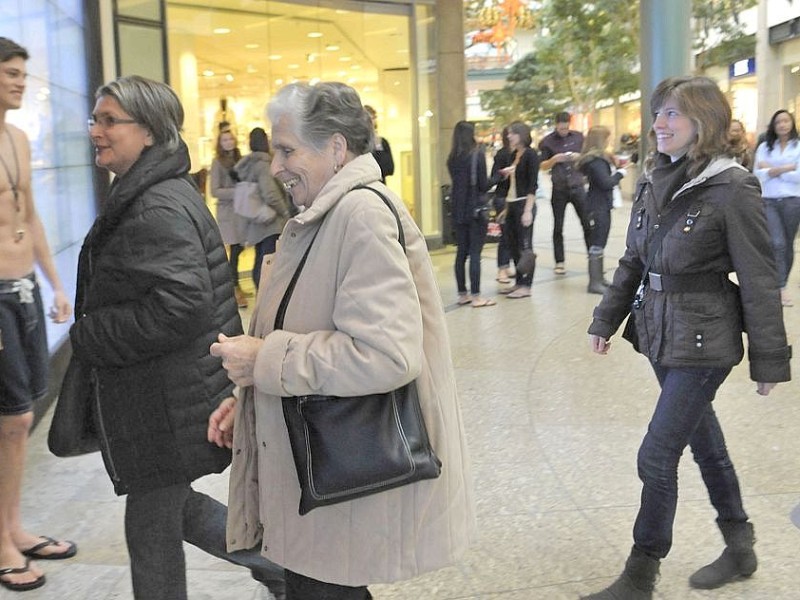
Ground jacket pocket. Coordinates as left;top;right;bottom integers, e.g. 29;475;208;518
667;296;744;364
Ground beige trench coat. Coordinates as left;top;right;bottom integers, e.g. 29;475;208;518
226;154;476;586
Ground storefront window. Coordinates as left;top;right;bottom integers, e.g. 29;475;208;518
164;0;439;235
3;0;96;352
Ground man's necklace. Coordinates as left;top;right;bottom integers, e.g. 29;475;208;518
0;128;24;242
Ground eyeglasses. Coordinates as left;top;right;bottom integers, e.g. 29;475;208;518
87;115;138;129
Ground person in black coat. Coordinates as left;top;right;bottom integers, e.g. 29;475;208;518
490;126;514;283
73;76;284;600
447;120;500;307
497;120;540;298
578;126;626;294
365;105;394;183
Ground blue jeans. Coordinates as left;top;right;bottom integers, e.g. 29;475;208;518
125;483;285;600
763;196;800;287
633;365;747;559
454;217;487;295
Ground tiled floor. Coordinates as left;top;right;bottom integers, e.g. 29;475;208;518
9;191;800;599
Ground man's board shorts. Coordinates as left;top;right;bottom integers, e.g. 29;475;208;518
0;274;48;415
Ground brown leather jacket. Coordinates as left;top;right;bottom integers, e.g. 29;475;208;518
589;156;791;383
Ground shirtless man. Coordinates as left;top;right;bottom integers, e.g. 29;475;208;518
0;37;75;592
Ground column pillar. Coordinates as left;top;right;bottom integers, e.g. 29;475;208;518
756;1;781;133
436;0;466;186
639;0;691;139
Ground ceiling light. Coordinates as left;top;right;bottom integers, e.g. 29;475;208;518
288;64;299;70
339;56;352;62
307;32;323;38
350;64;361;70
325;44;340;51
213;28;231;34
268;54;282;60
225;74;234;82
245;43;259;49
202;69;215;77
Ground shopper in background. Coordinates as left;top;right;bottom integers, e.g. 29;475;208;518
447;120;498;307
498;120;540;298
754;109;800;307
490;126;514;284
729;119;753;170
233;127;292;290
585;75;790;599
578;125;625;294
210;124;247;308
365;105;394;183
539;111;591;275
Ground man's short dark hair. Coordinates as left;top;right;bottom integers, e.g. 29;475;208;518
0;37;29;63
555;112;571;124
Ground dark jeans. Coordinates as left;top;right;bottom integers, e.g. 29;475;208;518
229;243;244;284
586;201;611;250
763;196;800;287
504;201;535;287
633;365;747;559
253;233;279;289
286;570;371;600
551;185;591;263
454;217;487;295
125;483;285;600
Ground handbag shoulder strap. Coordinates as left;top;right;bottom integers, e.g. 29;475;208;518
274;185;405;331
638;190;696;284
470;150;479;188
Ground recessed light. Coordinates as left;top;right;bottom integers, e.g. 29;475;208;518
245;43;259;49
287;64;300;70
268;54;282;60
325;44;340;51
225;74;234;82
203;69;215;77
307;32;323;38
213;28;231;34
339;56;352;62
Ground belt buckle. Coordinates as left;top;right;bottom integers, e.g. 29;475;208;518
648;272;663;291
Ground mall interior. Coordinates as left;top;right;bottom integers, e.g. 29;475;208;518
3;1;800;599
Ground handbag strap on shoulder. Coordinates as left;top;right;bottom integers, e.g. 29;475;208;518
274;185;406;331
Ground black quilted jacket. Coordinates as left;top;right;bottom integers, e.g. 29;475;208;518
70;141;242;495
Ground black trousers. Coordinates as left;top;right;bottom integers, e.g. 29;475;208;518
286;570;371;600
551;185;591;263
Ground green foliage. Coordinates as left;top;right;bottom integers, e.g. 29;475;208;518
479;0;756;128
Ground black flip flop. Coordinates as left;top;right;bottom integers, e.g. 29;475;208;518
0;557;46;592
21;536;77;560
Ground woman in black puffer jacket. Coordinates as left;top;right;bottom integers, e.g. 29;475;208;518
70;76;284;600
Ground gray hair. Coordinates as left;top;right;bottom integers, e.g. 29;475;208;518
267;82;373;155
96;76;183;152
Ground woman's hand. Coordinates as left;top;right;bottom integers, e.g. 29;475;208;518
208;396;236;448
589;334;611;355
756;382;777;396
522;208;534;227
499;165;515;178
210;333;264;387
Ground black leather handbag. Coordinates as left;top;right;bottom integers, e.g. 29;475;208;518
276;185;442;515
48;342;100;458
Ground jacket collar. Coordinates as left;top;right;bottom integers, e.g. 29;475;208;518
642;155;748;203
293;153;382;225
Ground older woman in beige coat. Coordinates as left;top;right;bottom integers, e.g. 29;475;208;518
209;82;475;599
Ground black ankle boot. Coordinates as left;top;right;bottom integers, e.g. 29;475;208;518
581;546;660;599
689;520;757;589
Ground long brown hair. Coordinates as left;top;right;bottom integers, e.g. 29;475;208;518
580;126;614;165
215;128;241;169
646;76;730;177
